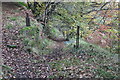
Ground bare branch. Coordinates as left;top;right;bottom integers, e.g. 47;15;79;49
83;8;119;15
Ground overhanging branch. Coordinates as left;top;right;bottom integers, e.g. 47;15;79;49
83;8;120;15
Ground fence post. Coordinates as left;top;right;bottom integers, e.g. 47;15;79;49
76;26;80;48
26;13;30;26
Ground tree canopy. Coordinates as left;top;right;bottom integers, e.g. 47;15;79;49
26;1;119;52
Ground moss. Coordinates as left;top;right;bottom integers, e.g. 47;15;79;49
5;24;13;29
9;17;17;21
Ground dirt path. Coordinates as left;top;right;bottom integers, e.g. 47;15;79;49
2;3;114;78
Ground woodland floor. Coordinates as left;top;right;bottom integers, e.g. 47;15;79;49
2;3;119;78
2;3;66;78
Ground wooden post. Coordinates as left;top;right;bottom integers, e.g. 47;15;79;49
33;0;36;14
26;13;30;26
76;26;80;48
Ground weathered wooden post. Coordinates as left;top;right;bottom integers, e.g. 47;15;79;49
26;13;30;26
33;0;37;14
76;26;80;48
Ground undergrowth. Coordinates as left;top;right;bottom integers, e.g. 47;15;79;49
4;14;119;79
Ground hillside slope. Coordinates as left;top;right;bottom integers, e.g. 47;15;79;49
2;2;119;78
